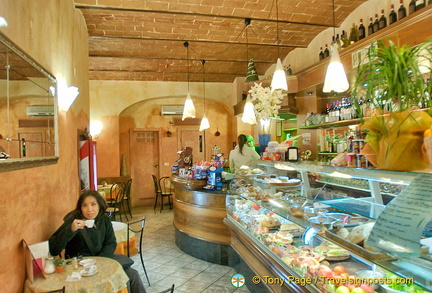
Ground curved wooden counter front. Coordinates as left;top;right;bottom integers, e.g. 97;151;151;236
171;176;231;265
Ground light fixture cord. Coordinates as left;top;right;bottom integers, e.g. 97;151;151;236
201;60;206;113
332;0;336;38
275;0;280;58
184;41;190;92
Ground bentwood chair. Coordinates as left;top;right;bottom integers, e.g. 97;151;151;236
126;217;150;286
158;177;173;212
152;175;162;213
106;181;128;222
123;179;133;218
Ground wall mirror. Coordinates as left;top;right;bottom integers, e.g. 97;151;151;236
0;32;58;172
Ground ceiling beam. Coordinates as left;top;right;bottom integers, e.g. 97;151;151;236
88;55;276;64
75;5;332;28
88;35;305;49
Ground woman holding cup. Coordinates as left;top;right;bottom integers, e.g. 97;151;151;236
49;190;146;293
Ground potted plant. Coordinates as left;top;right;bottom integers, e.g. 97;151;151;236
351;39;432;171
53;258;65;273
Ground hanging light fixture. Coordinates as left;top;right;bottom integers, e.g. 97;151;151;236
323;0;349;93
182;41;196;120
242;18;258;125
270;0;288;93
199;60;210;131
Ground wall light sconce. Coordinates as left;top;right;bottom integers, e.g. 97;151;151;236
242;94;257;125
0;17;8;27
57;79;80;111
89;120;103;138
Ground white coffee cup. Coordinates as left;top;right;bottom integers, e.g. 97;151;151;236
84;264;97;274
85;220;95;228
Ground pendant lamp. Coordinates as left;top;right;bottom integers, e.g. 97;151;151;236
242;18;258;125
182;41;196;120
242;94;257;125
199;60;210;131
270;0;288;93
323;0;349;93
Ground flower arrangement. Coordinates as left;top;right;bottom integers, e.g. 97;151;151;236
248;82;284;119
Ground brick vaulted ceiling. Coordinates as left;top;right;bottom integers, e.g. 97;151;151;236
74;0;368;83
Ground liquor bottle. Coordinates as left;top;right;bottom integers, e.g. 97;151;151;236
341;30;349;48
349;23;359;44
335;34;342;50
358;19;366;40
373;14;379;33
415;0;426;10
319;47;324;60
389;4;397;24
323;44;330;58
286;64;293;75
409;0;416;14
398;0;407;20
378;9;387;30
368;17;374;35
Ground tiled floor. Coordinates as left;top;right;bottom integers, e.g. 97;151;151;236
125;206;251;293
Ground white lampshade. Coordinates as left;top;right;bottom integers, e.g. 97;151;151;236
270;58;288;92
242;95;257;125
323;44;349;93
199;114;210;131
182;92;196;121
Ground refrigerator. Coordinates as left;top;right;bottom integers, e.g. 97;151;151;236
79;139;97;191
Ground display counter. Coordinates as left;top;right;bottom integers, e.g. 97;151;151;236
171;176;231;265
225;160;432;293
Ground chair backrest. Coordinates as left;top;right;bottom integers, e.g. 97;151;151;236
159;177;173;195
126;216;146;256
125;179;132;198
152;175;161;194
43;286;65;293
111;182;126;205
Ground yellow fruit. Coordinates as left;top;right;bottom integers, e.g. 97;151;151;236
425;128;432;137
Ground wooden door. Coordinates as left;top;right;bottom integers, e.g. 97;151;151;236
129;129;160;207
18;132;43;158
178;130;206;162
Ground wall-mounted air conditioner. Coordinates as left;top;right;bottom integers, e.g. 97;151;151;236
161;105;184;116
26;105;54;117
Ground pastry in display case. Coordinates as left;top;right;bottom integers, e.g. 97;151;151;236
225;160;432;293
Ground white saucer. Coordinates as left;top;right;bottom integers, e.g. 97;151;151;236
79;259;97;266
80;269;98;277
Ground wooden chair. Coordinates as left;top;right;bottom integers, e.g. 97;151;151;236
106;182;128;222
123;179;133;218
152;175;162;213
126;217;150;286
158;177;173;212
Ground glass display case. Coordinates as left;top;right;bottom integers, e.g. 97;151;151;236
225;160;432;293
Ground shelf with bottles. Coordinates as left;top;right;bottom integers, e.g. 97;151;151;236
317;0;431;61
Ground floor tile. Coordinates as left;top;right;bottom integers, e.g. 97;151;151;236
125;206;250;293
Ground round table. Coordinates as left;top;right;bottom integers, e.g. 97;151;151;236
24;256;129;293
112;221;137;256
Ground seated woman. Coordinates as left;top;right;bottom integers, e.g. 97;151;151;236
49;190;146;293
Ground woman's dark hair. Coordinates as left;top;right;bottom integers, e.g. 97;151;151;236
76;189;107;218
238;134;247;155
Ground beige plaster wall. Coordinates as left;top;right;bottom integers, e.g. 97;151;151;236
0;0;89;291
89;80;236;177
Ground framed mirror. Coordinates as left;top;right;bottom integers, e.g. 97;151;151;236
0;32;58;172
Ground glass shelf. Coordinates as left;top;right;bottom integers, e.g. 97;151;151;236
319;197;386;219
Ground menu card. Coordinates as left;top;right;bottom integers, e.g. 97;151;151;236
366;173;432;257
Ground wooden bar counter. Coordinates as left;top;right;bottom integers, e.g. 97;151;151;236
171;176;231;265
